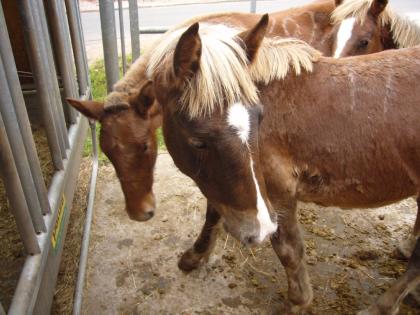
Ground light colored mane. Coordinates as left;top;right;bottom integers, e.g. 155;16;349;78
331;0;420;48
147;23;320;118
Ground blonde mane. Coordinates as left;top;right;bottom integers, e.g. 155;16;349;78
147;23;319;118
331;0;420;48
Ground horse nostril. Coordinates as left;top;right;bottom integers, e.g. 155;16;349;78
146;210;154;220
245;236;256;245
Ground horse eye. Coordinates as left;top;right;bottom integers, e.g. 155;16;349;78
359;39;369;48
143;143;148;151
188;138;207;149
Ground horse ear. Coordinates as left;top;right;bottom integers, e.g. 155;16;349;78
369;0;388;18
237;14;269;62
173;23;202;79
67;98;104;120
131;80;156;116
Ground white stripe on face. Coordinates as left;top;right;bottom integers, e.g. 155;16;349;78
227;102;250;144
334;17;356;58
249;158;278;243
227;103;277;243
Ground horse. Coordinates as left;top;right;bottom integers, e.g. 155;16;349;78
331;0;420;58
67;0;341;221
139;15;420;314
68;0;420;224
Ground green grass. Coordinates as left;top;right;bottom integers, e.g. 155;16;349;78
83;56;165;163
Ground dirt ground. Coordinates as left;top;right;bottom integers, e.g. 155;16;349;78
82;151;419;315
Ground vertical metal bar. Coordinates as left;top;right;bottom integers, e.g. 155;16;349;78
128;0;140;61
0;2;51;214
65;0;88;95
118;0;127;74
250;0;257;13
72;122;98;315
18;0;65;169
0;56;46;233
34;0;70;152
0;112;41;255
99;0;120;92
45;0;78;124
74;0;91;90
57;0;79;123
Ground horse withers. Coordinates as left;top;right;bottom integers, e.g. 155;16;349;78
141;15;420;313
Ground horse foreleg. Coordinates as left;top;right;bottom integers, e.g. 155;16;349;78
397;196;420;259
359;237;420;315
178;201;221;272
270;203;313;313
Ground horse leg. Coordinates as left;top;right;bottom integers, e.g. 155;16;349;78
178;201;221;272
270;201;313;313
358;237;420;315
397;195;420;258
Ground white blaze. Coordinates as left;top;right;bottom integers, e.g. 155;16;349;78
227;102;250;143
249;159;278;242
227;103;277;243
334;17;356;58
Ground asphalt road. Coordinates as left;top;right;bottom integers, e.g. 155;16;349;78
81;0;420;45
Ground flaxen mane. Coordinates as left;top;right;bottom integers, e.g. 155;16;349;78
331;0;420;48
147;23;320;118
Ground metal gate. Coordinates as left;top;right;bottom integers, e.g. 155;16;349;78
0;0;91;313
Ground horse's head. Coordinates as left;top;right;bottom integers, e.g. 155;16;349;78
67;87;160;222
331;0;394;58
144;15;277;246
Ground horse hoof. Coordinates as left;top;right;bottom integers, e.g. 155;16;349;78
178;248;202;272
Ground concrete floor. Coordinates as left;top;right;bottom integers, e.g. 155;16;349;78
83;152;419;315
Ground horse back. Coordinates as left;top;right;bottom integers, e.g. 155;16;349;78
260;47;420;208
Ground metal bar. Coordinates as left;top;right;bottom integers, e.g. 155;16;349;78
0;2;50;214
250;0;257;13
30;0;67;156
118;0;127;74
57;0;79;123
99;0;120;92
18;0;65;169
74;0;91;90
139;26;168;34
34;0;70;152
8;109;88;315
65;0;88;95
45;0;77;124
72;121;98;315
0;54;46;233
0;111;41;255
128;0;140;60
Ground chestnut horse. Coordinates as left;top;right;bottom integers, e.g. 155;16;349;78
331;0;420;58
68;0;420;224
68;0;340;221
140;15;420;314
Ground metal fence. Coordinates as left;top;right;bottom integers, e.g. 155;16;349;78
0;0;92;313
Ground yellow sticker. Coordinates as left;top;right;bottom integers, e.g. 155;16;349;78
51;195;66;252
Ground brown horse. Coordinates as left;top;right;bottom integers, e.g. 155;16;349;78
69;0;420;224
331;0;420;58
140;15;420;313
68;0;341;221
